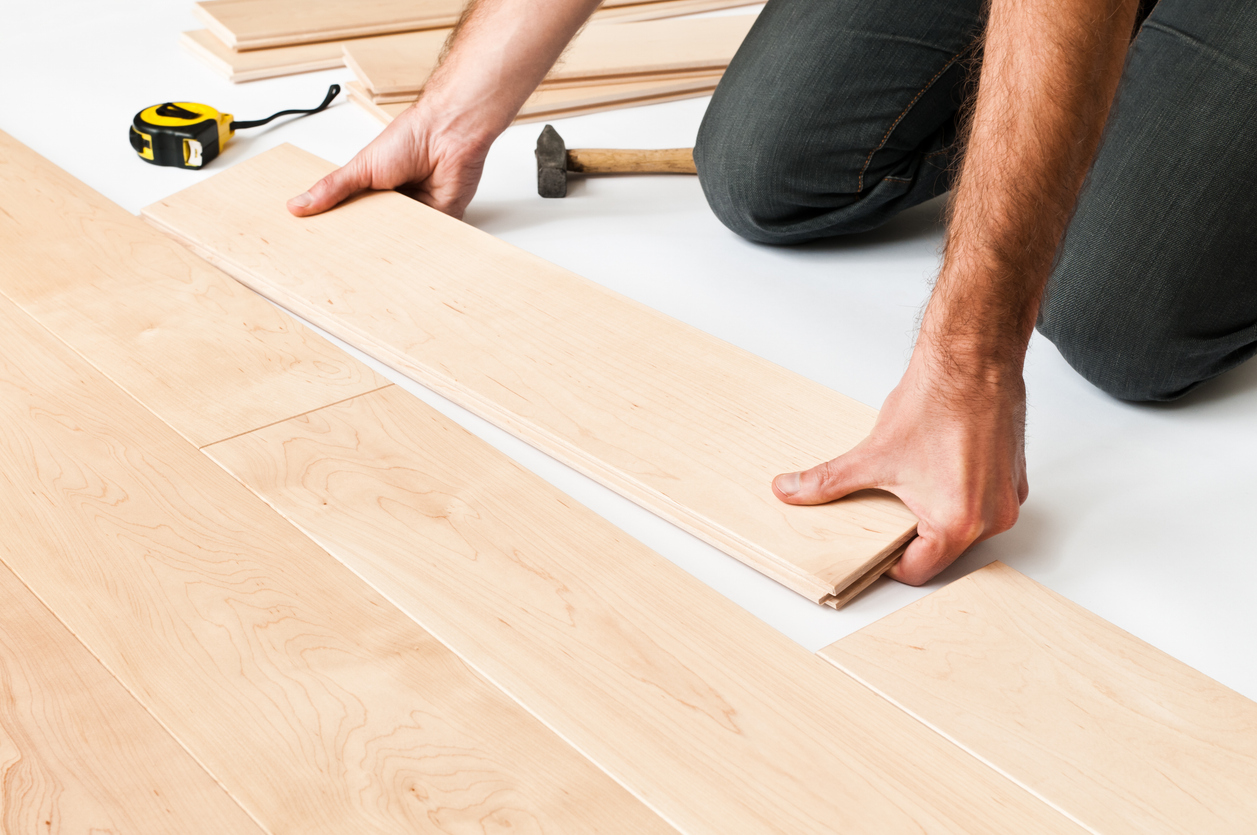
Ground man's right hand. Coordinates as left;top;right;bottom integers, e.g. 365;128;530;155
287;104;493;220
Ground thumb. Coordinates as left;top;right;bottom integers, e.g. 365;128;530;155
288;161;371;217
772;450;879;506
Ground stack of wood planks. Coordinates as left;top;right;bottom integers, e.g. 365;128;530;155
345;14;757;125
3;130;1256;833
182;0;759;84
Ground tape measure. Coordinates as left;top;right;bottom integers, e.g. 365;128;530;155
129;84;340;169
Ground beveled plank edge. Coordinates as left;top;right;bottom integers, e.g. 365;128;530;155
181;30;346;83
822;533;915;610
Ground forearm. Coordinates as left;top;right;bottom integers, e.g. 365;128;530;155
416;0;604;147
920;0;1139;375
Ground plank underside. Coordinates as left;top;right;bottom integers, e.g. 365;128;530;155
345;14;755;96
142;143;918;604
0;131;675;835
0;563;265;835
195;0;661;50
821;561;1257;835
3;131;1077;834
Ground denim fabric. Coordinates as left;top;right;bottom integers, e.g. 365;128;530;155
696;0;1257;401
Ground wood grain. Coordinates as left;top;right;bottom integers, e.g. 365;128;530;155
181;29;347;82
0;131;389;449
0;295;676;835
346;15;754;96
567;148;696;174
143;144;917;605
821;561;1257;835
0;563;265;834
195;0;651;51
364;70;722;105
205;385;1085;835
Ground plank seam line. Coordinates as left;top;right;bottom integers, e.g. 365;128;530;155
199;383;395;449
815;652;1103;835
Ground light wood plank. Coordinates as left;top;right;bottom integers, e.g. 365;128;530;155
0;131;389;448
143;144;917;605
195;0;651;51
820;561;1257;835
204;385;1085;835
369;71;722;104
346;14;754;96
0;563;265;835
181;29;346;82
0;296;676;835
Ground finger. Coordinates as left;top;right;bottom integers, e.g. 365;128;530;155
288;160;371;217
772;450;880;506
886;525;972;586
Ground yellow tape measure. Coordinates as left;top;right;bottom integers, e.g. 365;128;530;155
129;84;339;169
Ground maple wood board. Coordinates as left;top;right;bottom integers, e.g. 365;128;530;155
0;562;265;834
365;72;721;105
821;561;1257;835
202;385;1081;835
0;293;676;835
347;14;754;96
143;144;918;606
196;0;651;51
0;131;389;448
182;29;347;81
594;0;761;23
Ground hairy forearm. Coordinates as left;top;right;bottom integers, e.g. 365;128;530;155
416;0;603;144
921;0;1139;373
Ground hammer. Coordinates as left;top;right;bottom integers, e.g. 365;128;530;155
535;124;696;198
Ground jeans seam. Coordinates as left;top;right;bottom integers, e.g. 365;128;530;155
1141;21;1257;79
857;36;979;193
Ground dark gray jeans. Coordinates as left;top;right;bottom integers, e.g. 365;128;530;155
695;0;1257;401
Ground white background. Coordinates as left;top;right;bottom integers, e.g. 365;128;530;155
4;0;1255;699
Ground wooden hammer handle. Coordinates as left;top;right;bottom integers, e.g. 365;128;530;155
566;148;696;174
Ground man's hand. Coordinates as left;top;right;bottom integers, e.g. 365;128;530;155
287;0;603;219
772;0;1140;584
773;347;1028;585
288;105;492;219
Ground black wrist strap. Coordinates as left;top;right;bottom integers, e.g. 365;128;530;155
229;84;341;131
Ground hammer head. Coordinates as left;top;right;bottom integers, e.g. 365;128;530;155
535;124;568;198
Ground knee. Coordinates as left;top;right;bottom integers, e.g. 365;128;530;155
1038;264;1205;402
695;93;863;245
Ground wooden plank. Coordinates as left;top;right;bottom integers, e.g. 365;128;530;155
143;144;918;606
181;29;346;82
0;562;265;834
820;561;1257;835
0;131;389;448
365;71;721;104
347;14;754;96
0;295;676;835
195;0;653;51
203;385;1085;835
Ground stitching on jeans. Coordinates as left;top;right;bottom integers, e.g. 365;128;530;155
857;36;980;193
883;176;913;183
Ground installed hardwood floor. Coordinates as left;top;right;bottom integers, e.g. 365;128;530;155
0;563;265;834
203;386;1086;835
0;294;675;835
143;144;918;606
0;131;388;448
821;561;1257;835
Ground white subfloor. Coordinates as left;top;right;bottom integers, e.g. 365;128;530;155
5;0;1255;700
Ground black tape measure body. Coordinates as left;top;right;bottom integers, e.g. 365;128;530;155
130;102;234;169
129;85;340;170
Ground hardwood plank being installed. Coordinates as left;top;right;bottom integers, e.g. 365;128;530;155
0;131;388;448
196;0;650;51
204;386;1085;835
347;14;754;96
143;144;918;605
0;296;676;835
821;561;1257;835
0;563;265;835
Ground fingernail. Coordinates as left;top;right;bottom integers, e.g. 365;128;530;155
289;192;312;208
775;472;801;496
